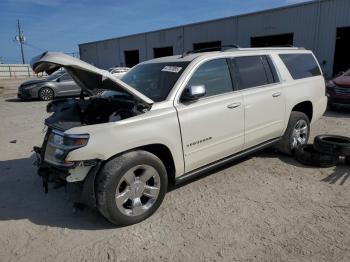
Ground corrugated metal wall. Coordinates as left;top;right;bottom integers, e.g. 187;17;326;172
146;27;184;60
79;0;350;76
183;18;236;51
235;4;318;49
316;0;350;76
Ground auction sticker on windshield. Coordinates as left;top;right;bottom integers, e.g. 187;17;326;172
161;66;182;73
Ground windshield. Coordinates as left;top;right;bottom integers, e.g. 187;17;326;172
121;62;189;102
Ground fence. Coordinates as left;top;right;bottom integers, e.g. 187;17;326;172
0;64;46;78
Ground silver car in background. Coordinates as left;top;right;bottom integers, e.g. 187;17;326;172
17;70;81;101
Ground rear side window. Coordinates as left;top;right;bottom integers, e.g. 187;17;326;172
279;53;321;79
231;55;278;90
187;58;233;97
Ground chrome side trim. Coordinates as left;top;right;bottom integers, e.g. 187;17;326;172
175;137;281;184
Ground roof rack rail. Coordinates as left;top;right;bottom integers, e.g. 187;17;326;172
181;44;240;57
224;46;305;52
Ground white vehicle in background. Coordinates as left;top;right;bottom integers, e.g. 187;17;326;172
31;47;327;226
108;67;130;78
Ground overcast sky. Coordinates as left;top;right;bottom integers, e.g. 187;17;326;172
0;0;311;63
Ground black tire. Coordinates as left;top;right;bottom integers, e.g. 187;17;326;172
276;111;310;155
96;150;168;226
38;87;54;101
314;135;350;156
295;144;338;168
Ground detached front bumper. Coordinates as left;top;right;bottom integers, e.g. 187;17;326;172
33;146;101;207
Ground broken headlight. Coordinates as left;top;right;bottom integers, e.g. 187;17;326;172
44;130;89;166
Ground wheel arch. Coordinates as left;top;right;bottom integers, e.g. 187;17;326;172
291;101;313;122
102;143;177;185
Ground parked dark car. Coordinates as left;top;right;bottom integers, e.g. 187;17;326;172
17;70;81;101
327;69;350;109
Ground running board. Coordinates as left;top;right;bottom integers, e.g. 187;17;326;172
175;137;281;184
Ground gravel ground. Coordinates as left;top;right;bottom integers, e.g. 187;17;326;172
0;96;349;262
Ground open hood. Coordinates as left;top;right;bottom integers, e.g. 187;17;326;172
30;52;153;106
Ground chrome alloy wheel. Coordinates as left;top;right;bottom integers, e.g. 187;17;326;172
291;119;308;149
115;164;161;216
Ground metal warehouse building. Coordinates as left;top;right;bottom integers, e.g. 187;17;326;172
79;0;350;77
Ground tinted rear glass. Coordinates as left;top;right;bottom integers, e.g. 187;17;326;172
121;62;189;102
279;53;321;79
233;56;275;89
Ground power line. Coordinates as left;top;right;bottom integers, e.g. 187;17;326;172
14;19;26;64
23;42;45;52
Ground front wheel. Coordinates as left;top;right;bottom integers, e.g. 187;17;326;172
38;87;54;101
96;151;168;226
276;111;310;155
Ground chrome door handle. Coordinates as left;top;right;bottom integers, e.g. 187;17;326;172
272;92;282;98
227;102;241;109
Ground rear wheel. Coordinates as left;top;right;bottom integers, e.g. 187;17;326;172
96;151;168;226
276;112;310;155
38;87;54;101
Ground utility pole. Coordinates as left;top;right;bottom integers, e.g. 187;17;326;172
15;19;26;64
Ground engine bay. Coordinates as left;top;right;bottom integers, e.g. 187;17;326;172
45;91;148;131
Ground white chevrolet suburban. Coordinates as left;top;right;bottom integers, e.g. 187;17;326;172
32;48;327;225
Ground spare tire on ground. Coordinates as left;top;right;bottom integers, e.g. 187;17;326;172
295;144;338;168
314;135;350;156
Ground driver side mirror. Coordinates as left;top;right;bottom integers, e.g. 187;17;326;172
181;85;206;102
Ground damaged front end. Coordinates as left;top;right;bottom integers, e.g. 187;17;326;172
30;51;155;207
33;129;101;207
33;93;148;206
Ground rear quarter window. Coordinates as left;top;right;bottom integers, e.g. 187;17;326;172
279;53;321;80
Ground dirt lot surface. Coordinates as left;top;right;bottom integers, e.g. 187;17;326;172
0;95;349;262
